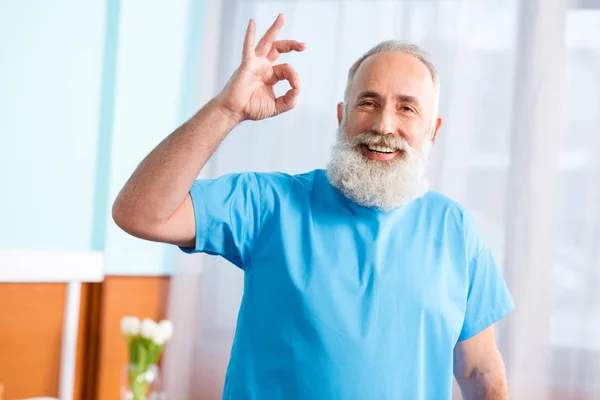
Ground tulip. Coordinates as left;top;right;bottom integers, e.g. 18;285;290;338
156;320;173;344
120;316;141;336
122;316;174;400
140;318;158;339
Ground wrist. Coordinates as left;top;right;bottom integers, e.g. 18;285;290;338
211;95;246;126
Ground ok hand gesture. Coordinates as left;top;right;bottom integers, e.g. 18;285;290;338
216;14;306;122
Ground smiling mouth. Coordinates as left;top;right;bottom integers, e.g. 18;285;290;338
363;143;401;154
365;144;397;154
360;144;404;161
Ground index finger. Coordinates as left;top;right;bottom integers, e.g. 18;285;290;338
243;19;256;59
255;14;284;57
267;40;307;62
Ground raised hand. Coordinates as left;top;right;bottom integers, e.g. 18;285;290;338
215;14;306;122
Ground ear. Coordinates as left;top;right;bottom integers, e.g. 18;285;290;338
431;116;443;142
337;102;343;125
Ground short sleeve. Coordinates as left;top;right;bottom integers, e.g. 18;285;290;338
179;172;263;269
458;213;515;341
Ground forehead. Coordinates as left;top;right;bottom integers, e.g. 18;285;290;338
349;52;436;102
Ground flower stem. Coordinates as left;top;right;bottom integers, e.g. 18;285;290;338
129;368;149;400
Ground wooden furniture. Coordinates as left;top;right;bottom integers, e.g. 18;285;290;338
0;251;103;400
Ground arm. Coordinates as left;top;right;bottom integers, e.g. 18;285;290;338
454;326;510;400
112;14;304;247
112;100;240;248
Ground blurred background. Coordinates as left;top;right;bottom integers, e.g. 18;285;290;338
1;0;599;399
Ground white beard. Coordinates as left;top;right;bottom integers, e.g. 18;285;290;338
326;125;432;212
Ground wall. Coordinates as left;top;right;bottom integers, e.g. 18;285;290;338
0;0;106;252
104;0;199;275
0;0;202;274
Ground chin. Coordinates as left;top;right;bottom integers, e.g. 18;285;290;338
326;130;431;211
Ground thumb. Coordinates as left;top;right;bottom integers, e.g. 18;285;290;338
275;88;299;115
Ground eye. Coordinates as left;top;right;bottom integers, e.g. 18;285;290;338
401;106;415;113
360;101;376;107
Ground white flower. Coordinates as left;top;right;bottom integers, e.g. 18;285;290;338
151;329;167;345
158;320;173;341
152;320;174;345
120;316;140;336
140;318;158;339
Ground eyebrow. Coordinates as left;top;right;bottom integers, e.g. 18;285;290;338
355;91;422;110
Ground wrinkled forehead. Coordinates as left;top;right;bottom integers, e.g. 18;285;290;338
348;52;437;107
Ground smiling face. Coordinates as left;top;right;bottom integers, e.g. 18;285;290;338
326;49;443;211
343;51;441;157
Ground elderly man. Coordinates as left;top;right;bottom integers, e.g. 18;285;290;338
113;14;514;400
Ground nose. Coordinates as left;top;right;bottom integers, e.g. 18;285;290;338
375;105;396;136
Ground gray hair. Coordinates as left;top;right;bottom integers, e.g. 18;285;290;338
342;40;440;115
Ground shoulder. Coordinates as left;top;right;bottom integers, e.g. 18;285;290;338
253;169;322;184
193;170;323;206
418;191;487;256
193;169;320;189
418;190;467;221
252;169;323;193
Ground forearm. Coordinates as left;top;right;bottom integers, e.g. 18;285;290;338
457;371;510;400
113;97;242;227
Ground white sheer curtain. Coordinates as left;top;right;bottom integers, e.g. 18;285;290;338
164;1;600;398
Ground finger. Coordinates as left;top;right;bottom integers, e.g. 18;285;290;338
270;63;300;89
275;88;300;115
266;40;306;63
255;14;284;57
242;19;256;59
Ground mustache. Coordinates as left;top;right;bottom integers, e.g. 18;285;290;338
344;131;408;151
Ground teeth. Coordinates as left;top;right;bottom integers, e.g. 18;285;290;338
367;144;397;153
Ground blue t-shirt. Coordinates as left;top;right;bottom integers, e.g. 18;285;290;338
182;169;514;400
